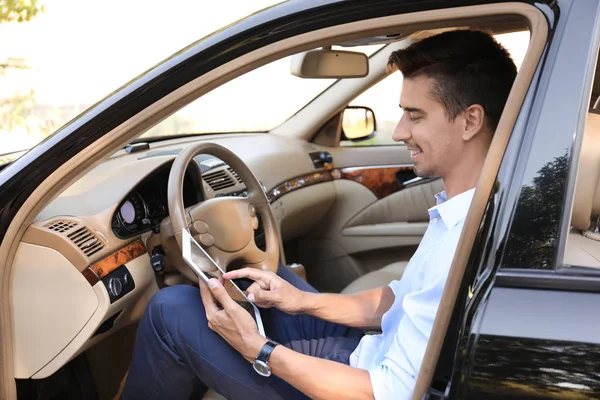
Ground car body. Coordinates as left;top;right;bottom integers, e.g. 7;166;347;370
1;0;600;399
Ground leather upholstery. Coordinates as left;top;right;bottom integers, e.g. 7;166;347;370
341;261;409;294
346;179;444;227
572;112;600;230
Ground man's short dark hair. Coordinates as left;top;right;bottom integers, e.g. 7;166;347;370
388;29;518;132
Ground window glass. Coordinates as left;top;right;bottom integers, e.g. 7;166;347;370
139;45;383;140
503;40;599;271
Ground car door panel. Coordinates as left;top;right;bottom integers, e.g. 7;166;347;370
336;165;415;199
462;286;600;399
341;222;428;237
289;169;442;292
346;178;444;226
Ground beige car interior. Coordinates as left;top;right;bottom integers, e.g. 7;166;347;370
564;110;600;267
0;3;548;400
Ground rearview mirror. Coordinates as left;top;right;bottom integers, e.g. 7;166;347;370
342;106;376;141
290;48;369;79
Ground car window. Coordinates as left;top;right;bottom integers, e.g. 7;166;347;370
340;31;529;148
562;61;600;270
340;72;404;147
139;44;384;140
502;40;600;271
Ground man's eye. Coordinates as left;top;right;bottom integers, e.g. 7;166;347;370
408;114;420;121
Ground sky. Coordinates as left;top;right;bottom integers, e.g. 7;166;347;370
0;1;529;154
0;0;282;105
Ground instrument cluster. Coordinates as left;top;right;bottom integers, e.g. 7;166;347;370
111;164;200;239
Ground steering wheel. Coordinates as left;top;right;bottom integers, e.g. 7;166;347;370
167;142;280;301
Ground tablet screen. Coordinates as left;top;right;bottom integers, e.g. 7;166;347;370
181;229;265;337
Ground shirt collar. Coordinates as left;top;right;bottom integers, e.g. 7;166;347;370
429;188;476;230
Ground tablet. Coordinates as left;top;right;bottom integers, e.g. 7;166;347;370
181;228;265;337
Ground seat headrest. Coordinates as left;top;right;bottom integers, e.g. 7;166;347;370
572;111;600;230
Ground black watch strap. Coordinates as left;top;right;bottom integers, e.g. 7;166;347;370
256;340;279;363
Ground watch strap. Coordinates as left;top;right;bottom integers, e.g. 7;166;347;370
255;339;279;364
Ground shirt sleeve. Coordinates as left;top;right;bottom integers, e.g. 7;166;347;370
370;262;450;400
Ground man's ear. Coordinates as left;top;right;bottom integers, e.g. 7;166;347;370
461;104;485;141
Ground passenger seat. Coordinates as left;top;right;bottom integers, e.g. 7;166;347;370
341;261;408;294
564;111;600;267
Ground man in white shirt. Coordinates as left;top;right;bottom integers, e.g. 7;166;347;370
121;29;517;400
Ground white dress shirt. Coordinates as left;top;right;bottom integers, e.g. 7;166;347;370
349;188;476;399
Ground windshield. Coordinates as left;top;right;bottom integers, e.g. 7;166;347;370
141;56;336;138
140;44;383;139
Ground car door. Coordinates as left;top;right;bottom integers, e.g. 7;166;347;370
426;1;600;398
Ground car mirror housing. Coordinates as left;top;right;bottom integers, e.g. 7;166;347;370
290;48;369;79
341;106;376;141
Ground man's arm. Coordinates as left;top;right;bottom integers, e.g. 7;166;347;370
200;279;375;400
222;268;395;330
262;345;374;400
302;287;395;329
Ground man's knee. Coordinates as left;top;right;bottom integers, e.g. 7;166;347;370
141;285;205;338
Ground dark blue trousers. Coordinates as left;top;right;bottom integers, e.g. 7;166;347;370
120;265;364;400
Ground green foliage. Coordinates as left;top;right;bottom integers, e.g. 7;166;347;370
0;0;44;24
0;89;35;132
503;151;570;269
0;0;46;164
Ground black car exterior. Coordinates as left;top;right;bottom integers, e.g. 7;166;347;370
3;0;600;399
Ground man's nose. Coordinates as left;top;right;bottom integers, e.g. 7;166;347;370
392;117;410;143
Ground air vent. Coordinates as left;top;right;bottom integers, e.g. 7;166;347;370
44;219;79;233
227;168;243;184
203;169;235;191
67;226;104;257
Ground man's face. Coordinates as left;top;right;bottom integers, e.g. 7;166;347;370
392;75;464;178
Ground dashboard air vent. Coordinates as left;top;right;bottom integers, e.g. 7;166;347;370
227;168;243;184
204;169;235;191
44;219;79;233
67;226;104;257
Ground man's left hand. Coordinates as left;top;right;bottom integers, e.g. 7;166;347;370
199;278;267;362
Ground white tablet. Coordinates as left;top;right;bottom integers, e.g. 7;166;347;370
181;228;265;337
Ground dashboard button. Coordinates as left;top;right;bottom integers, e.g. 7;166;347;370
108;278;123;297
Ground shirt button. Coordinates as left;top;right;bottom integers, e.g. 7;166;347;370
433;217;439;223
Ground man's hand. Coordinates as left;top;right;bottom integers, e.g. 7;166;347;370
199;278;266;362
222;268;308;314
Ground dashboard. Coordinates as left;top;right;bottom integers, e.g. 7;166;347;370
110;153;251;239
111;164;201;239
14;133;345;380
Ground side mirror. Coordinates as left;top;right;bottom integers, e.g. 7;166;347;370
290;48;369;79
342;106;376;141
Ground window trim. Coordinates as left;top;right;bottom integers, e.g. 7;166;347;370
496;268;600;293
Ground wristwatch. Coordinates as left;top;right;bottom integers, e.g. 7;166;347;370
252;339;279;377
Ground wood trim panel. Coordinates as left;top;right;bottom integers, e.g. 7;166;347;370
82;268;99;286
337;166;413;199
267;171;334;202
266;166;414;202
83;240;146;285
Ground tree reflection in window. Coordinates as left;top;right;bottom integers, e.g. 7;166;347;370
502;151;570;269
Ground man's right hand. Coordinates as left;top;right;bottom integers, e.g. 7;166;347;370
222;268;309;314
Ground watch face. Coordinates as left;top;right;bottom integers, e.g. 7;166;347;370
253;360;271;377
